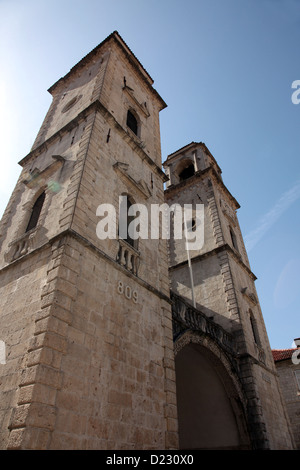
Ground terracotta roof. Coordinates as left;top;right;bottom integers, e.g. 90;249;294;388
272;349;297;362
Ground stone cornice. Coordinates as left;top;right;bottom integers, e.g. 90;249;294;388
18;100;168;182
113;162;152;199
18;104;94;167
163;141;221;173
22;155;65;188
169;243;257;281
0;228;172;305
164;166;240;209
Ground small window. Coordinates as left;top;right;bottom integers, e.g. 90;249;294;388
179;164;195;181
249;309;260;346
229;227;238;251
126;110;138;135
25;192;45;232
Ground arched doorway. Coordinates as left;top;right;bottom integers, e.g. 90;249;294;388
175;341;250;450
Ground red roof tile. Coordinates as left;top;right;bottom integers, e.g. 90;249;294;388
272;349;297;362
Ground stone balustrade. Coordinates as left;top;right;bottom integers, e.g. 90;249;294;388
116;239;140;276
171;291;237;356
5;229;36;263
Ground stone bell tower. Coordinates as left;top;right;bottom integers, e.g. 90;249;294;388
163;141;294;450
0;32;178;450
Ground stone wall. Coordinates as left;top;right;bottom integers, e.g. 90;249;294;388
0;246;51;449
0;233;177;449
275;358;300;449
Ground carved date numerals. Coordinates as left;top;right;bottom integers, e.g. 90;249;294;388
117;281;138;303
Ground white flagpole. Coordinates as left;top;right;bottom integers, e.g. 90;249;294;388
183;211;196;308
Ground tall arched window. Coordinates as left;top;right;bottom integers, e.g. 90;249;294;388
249;309;260;346
25;191;45;232
126;110;138;136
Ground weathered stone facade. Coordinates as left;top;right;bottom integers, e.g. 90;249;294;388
272;345;300;449
164;142;294;449
0;32;176;450
0;31;295;449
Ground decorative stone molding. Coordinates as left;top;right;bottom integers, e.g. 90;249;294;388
241;286;258;305
22;155;65;189
113;161;152;199
4;227;38;263
122;84;150;117
171;291;237;358
61;94;82;113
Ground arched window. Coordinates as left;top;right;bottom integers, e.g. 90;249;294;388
179;163;195;181
126;110;138;136
118;195;137;249
25;191;45;232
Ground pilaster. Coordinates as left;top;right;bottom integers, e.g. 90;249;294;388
7;237;77;449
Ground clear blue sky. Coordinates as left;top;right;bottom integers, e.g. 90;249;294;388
0;0;299;349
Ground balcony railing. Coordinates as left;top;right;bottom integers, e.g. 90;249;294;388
5;229;37;263
116;239;140;276
171;291;237;356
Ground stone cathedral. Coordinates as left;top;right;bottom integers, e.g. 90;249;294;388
0;32;295;450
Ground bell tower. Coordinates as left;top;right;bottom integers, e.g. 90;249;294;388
163;141;294;450
164;141;259;344
0;32;178;450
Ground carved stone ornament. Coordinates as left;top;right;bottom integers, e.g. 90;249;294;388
113;161;152;199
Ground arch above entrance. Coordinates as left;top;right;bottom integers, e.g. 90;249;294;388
174;332;251;450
